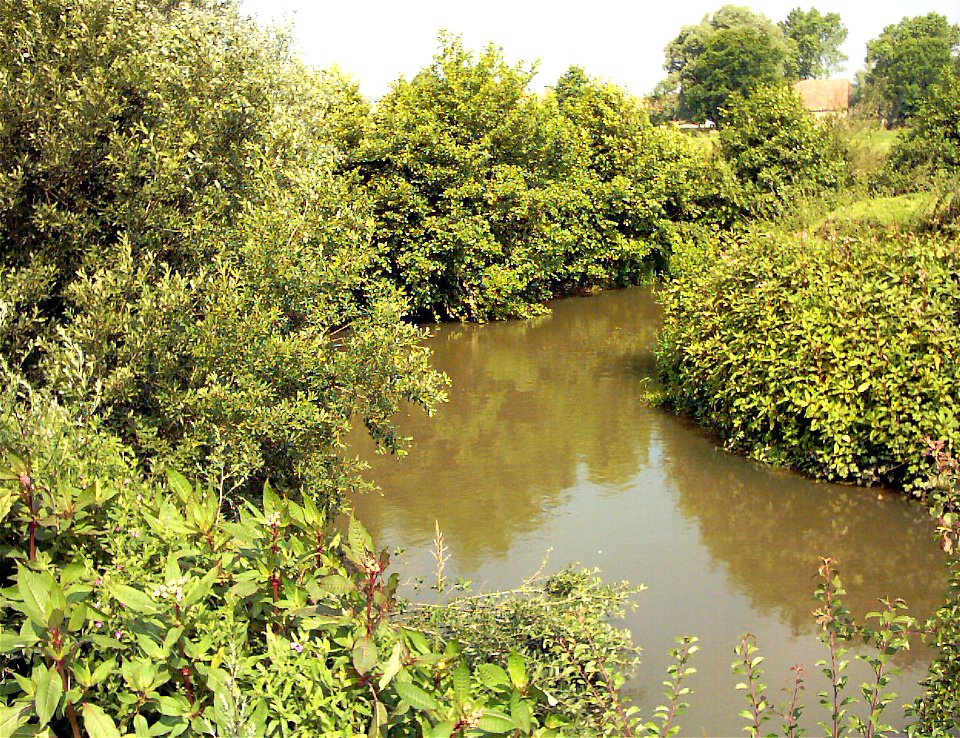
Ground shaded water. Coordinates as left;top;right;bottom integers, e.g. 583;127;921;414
348;286;950;735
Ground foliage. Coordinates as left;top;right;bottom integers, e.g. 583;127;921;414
408;575;699;738
719;85;847;217
859;13;960;126
0;0;445;499
0;382;627;737
780;7;848;80
659;5;790;123
352;37;731;321
909;442;960;735
730;559;921;738
880;72;960;191
656;229;960;489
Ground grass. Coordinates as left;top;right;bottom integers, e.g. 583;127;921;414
835;120;900;179
816;191;938;233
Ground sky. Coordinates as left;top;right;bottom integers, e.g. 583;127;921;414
238;1;960;100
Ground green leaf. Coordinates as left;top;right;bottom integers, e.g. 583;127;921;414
476;663;511;690
0;632;39;653
352;636;377;675
477;709;516;733
394;680;439;712
423;722;455;738
348;516;373;558
512;699;533;732
262;480;281;517
507;652;528;689
317;574;356;596
16;566;55;625
378;642;403;690
35;666;63;727
452;662;471;707
82;703;122;738
367;700;387;738
0;704;32;737
107;584;157;614
166;470;194;504
90;658;117;686
0;489;14;523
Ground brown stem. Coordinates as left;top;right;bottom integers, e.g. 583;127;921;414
66;701;82;738
22;473;37;561
178;641;195;703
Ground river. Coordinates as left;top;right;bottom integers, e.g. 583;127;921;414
347;285;949;735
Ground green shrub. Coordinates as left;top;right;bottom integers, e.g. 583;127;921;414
719;84;847;218
353;38;736;321
657;229;960;488
0;380;640;737
879;72;960;192
0;0;445;499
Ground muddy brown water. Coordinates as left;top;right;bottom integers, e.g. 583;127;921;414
347;285;950;735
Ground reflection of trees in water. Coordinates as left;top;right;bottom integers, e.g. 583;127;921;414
349;287;663;568
660;416;948;663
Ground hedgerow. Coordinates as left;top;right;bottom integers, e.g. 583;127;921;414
657;229;960;489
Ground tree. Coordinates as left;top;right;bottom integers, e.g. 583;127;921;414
660;5;790;123
881;70;960;188
0;0;444;500
780;7;848;79
861;12;960;126
720;84;846;216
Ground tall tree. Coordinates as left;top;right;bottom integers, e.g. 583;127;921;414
780;7;848;79
860;12;960;126
659;5;790;123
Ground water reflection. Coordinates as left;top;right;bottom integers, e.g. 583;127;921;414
350;290;661;569
347;286;949;733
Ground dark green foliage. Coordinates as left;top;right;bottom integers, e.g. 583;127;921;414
353;37;727;321
0;0;445;498
780;7;848;80
408;569;642;730
657;230;960;489
860;13;960;126
881;72;960;190
910;449;960;735
660;5;790;124
719;85;847;217
0;386;582;737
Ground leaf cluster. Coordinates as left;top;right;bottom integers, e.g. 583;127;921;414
657;228;960;489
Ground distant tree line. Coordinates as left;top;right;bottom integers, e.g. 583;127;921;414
653;4;960;128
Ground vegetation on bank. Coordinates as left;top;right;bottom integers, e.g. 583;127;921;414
2;0;960;735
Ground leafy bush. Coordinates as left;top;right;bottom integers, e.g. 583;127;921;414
352;38;736;321
0;380;651;737
880;72;960;192
0;0;445;499
910;443;960;734
719;84;847;218
657;229;960;488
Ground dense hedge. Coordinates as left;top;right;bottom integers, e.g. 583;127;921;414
657;229;960;489
879;72;960;192
0;0;446;499
719;84;847;218
352;37;734;321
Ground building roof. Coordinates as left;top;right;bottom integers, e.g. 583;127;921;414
793;79;851;113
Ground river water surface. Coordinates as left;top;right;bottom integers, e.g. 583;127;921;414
348;286;949;735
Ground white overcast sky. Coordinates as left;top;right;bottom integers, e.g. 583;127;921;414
238;1;960;99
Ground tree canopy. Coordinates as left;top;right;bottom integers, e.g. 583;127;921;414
860;12;960;126
780;7;848;79
659;5;790;123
